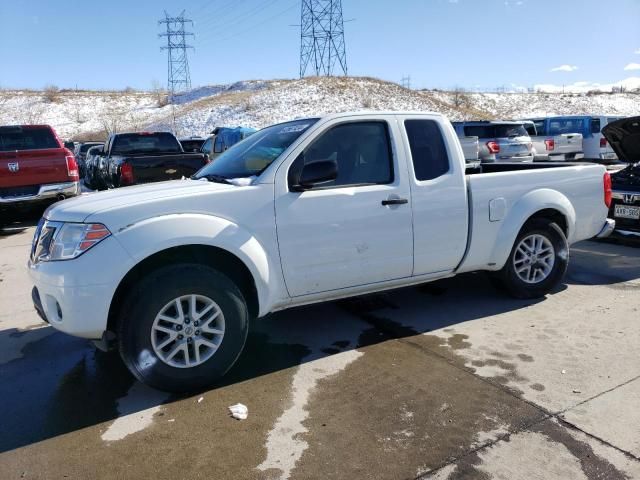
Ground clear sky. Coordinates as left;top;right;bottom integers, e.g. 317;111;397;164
1;0;639;91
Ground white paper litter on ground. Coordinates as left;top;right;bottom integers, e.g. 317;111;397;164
197;396;204;403
228;403;248;420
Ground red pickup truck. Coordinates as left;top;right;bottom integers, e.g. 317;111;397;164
0;125;80;222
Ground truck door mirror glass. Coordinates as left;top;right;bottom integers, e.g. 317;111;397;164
292;159;338;191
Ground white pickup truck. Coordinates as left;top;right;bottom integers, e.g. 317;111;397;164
29;112;614;392
522;119;584;162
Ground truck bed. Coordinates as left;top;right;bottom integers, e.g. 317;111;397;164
460;161;608;273
108;152;207;187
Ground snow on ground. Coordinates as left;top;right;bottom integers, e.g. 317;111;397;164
430;90;640;120
1;76;639;140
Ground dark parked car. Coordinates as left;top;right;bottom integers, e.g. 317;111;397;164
83;144;106;190
74;141;104;178
604;116;640;237
94;131;208;189
179;137;206;153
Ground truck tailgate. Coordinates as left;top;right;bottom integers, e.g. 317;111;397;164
0;148;69;189
125;153;207;183
554;133;582;155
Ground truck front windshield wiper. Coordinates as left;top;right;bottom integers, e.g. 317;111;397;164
199;174;232;185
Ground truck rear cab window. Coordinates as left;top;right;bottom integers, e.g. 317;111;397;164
533;120;546;136
404;119;450;181
300;121;393;188
0;127;59;152
549;118;585;136
112;133;182;155
524;124;537;136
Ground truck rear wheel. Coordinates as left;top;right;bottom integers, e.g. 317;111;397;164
496;219;568;299
117;263;249;392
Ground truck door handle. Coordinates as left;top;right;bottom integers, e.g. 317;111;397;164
381;198;408;206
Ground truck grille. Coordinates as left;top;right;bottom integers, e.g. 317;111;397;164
0;185;39;198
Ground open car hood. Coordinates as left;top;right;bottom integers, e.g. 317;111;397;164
602;116;640;163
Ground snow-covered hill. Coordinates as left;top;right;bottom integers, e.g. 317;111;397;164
0;76;638;140
430;90;640;119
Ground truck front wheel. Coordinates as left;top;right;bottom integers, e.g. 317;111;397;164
497;219;569;299
117;264;249;392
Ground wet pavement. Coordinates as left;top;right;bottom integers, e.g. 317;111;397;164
1;220;639;480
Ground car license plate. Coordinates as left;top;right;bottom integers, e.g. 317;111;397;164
614;205;640;220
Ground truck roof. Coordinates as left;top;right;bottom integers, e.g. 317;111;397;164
319;111;443;120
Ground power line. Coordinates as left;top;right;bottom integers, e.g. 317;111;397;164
299;0;348;77
197;2;297;46
208;0;283;32
194;0;251;31
159;10;195;96
195;0;283;44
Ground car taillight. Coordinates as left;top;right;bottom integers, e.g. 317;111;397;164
121;162;135;185
65;155;79;180
603;172;612;208
486;141;500;154
600;137;607;148
545;139;555;151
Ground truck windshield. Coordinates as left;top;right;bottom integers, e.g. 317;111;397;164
194;118;318;180
0;126;59;152
112;133;182;154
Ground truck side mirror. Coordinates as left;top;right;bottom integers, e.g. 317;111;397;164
291;159;338;191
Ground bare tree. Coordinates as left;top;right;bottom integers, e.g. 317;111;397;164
43;84;61;103
151;79;169;107
99;103;126;136
451;86;470;108
21;101;46;124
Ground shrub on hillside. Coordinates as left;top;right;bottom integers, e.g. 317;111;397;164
43;84;61;103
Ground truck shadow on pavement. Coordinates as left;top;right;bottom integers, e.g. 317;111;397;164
1;240;639;454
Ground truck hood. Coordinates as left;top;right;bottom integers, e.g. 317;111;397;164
602;116;640;163
45;179;236;223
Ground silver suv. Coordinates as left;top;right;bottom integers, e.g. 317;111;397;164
452;121;534;163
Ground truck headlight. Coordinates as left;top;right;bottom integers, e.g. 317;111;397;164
32;221;111;262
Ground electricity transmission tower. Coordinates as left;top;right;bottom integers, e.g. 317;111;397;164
401;75;411;89
299;0;348;77
159;11;194;95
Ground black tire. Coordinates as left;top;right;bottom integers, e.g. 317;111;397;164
496;218;568;299
117;263;249;392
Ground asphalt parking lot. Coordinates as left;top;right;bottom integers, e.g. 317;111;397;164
0;220;639;480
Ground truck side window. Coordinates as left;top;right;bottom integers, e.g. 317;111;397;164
201;138;212;154
303;121;393;187
404;120;450;181
214;136;224;154
590;118;601;134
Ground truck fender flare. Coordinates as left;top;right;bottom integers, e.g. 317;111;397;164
489;188;576;269
114;213;278;316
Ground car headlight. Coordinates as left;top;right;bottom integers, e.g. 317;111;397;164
31;221;111;262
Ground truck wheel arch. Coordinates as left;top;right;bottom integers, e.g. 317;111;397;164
107;244;260;336
489;189;575;270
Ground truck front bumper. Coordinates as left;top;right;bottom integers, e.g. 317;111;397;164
28;235;135;339
0;181;80;204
